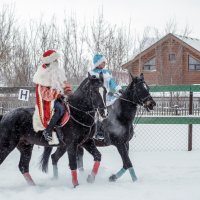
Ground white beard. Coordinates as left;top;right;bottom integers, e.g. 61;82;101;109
33;62;67;94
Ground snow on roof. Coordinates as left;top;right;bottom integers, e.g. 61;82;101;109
136;34;200;56
175;35;200;52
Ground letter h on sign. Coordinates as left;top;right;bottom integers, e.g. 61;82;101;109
18;89;30;101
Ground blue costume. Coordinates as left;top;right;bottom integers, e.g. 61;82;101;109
90;54;122;106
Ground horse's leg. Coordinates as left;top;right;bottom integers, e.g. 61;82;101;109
0;142;18;165
51;146;67;179
109;143;137;182
0;134;19;165
125;142;129;154
77;146;84;171
67;143;79;187
82;139;101;183
17;142;35;186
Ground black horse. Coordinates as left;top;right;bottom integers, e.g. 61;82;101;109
0;73;107;187
40;73;156;183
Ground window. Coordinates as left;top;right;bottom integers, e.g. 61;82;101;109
169;54;176;62
143;57;156;71
188;56;200;71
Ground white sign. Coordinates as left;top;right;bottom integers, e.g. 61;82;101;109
18;89;30;101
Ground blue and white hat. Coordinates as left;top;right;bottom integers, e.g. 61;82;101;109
93;54;107;68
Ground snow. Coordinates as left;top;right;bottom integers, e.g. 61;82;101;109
0;143;200;200
176;35;200;52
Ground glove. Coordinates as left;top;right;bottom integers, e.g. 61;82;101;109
56;93;62;99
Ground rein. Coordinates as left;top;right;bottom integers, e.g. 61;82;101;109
63;99;96;128
63;82;104;128
113;80;151;129
114;81;151;106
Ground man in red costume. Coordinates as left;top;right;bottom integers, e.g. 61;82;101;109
33;49;72;142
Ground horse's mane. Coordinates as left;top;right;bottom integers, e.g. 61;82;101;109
73;78;88;95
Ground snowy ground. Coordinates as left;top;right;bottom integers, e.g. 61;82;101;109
0;145;200;200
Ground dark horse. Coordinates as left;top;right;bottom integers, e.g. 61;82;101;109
0;73;107;187
40;73;156;183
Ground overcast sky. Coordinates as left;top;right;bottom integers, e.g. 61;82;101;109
1;0;200;38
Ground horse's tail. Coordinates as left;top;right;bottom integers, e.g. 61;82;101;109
40;147;53;173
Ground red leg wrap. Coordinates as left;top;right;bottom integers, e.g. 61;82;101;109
23;173;36;186
71;170;78;187
92;161;100;176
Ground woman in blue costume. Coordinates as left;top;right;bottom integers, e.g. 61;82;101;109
89;54;123;139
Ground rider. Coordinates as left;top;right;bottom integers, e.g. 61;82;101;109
89;53;123;139
33;49;72;142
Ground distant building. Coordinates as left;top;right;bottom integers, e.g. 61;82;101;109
122;33;200;85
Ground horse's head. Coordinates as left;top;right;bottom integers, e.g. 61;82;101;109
88;72;108;118
129;73;156;111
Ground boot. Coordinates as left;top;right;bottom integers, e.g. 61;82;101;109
43;129;53;142
43;112;60;142
95;121;104;140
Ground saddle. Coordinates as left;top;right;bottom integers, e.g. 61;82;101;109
49;103;70;145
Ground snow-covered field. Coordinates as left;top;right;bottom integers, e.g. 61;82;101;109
0;144;200;200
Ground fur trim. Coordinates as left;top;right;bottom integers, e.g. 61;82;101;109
115;85;122;92
33;100;55;132
89;70;112;79
94;56;107;68
41;52;60;64
33;106;45;132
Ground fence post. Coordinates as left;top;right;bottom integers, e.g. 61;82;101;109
188;91;193;151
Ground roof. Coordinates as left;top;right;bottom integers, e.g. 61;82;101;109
175;35;200;52
122;33;200;69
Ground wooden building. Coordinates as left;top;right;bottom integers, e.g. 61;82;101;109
122;33;200;85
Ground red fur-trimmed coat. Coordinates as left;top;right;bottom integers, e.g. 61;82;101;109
33;83;72;132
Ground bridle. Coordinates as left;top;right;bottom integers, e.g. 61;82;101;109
65;81;106;128
116;80;151;106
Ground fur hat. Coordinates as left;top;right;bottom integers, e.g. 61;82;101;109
41;49;60;64
93;54;106;68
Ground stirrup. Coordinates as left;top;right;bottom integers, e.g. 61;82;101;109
95;132;104;141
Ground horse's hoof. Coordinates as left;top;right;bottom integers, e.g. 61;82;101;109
73;183;79;188
109;174;117;182
78;167;84;172
87;174;95;183
51;176;58;181
132;176;138;182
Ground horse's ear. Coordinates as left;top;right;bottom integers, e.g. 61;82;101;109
140;73;144;81
88;72;92;80
99;72;104;83
129;72;134;80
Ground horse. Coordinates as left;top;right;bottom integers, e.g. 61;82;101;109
40;73;156;183
0;73;107;187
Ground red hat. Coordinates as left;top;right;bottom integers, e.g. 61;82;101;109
41;49;60;64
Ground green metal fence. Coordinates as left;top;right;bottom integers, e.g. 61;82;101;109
132;84;200;151
0;85;200;151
